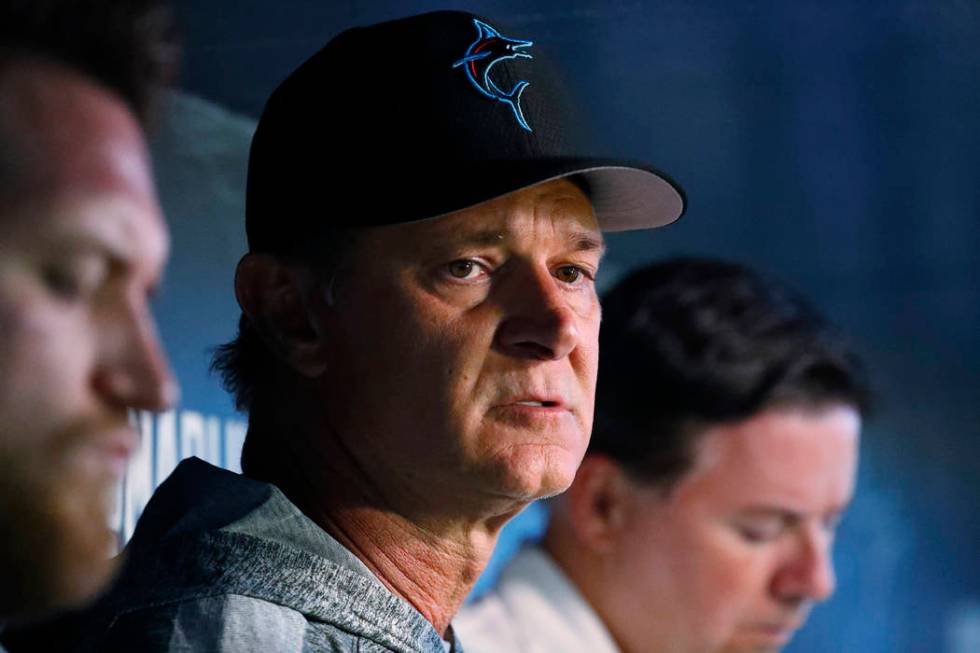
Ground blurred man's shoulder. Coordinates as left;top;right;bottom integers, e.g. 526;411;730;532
456;547;620;653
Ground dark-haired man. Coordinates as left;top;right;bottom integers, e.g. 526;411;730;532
66;10;685;653
0;0;177;634
457;257;869;653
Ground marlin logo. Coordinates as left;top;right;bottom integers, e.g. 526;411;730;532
452;18;534;132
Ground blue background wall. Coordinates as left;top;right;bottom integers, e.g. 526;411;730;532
144;2;980;650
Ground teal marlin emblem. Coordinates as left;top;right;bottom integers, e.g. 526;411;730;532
452;18;534;131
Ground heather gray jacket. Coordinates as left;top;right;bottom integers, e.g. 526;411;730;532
75;458;462;653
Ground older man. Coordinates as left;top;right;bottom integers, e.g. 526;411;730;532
67;10;685;653
0;0;177;636
457;258;870;653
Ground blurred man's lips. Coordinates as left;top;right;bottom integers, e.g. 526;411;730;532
91;427;138;477
747;620;803;645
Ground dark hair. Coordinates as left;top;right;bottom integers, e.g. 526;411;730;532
0;0;178;125
591;257;870;491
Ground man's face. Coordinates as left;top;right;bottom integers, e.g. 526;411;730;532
319;179;602;515
601;405;860;653
0;60;174;616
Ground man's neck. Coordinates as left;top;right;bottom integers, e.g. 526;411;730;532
266;409;523;638
313;502;497;636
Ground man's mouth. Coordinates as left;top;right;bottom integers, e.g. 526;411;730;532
82;427;138;478
513;400;560;408
746;619;804;645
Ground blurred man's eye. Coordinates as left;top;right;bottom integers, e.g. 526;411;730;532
735;520;784;544
43;265;81;299
42;257;108;302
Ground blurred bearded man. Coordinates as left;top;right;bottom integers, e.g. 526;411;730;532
0;0;178;633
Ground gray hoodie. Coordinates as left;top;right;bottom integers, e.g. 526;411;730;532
72;458;462;653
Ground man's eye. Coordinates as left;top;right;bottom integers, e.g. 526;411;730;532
737;522;783;544
42;258;108;301
554;265;588;284
43;265;83;299
446;259;483;280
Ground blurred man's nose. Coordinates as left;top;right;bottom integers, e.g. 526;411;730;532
772;525;837;603
493;263;580;361
92;302;178;412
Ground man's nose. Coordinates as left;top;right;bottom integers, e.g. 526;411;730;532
493;264;580;361
92;300;179;412
772;526;837;603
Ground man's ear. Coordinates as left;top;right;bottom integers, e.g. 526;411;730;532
563;455;636;554
234;253;329;377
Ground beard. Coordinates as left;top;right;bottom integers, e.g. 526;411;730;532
0;418;124;620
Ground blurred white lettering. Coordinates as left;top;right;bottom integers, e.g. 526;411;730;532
113;410;247;542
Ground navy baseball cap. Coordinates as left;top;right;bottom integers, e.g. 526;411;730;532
246;10;685;254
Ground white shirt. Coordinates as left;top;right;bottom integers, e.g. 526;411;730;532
455;546;620;653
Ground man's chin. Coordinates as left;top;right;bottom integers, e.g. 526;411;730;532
718;628;799;653
528;467;577;501
489;448;581;503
